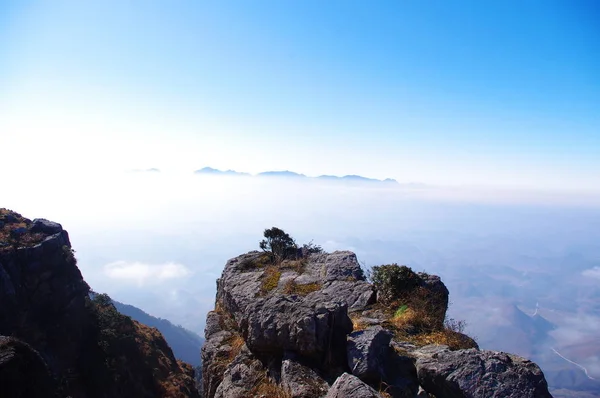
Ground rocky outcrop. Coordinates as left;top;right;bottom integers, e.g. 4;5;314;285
415;345;552;398
202;248;553;398
0;209;199;397
0;336;55;397
325;372;383;398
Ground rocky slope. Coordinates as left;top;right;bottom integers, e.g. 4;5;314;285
202;250;553;398
0;209;199;398
112;299;205;367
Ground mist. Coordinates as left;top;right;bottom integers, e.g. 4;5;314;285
4;171;600;392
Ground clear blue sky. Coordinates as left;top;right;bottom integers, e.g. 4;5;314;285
1;0;599;190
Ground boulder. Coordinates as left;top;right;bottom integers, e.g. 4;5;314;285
30;219;63;235
325;372;383;398
281;357;329;398
347;326;392;383
239;293;352;365
415;347;553;398
214;346;264;398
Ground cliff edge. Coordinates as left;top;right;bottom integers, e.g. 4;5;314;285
0;208;199;398
202;248;553;398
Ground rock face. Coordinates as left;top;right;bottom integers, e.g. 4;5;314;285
0;336;55;398
324;372;382;398
0;209;199;398
202;249;554;398
415;346;552;398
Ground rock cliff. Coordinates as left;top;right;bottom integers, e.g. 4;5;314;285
0;209;199;398
202;249;553;398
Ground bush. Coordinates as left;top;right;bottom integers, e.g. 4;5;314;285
370;264;421;305
259;227;297;263
301;240;323;255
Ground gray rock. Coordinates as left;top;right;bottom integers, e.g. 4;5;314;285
281;358;329;398
3;214;17;223
240;293;352;365
217;252;371;366
305;251;366;283
214;346;264;398
30;218;63;235
0;336;55;397
416;348;553;398
347;326;392;383
325;372;383;398
416;386;429;397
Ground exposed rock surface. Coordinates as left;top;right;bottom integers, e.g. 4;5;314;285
347;326;392;383
0;336;55;397
203;248;554;398
415;345;552;398
325;372;383;398
281;355;329;398
0;208;199;398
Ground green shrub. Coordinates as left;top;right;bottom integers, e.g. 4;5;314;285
259;227;297;263
370;264;421;305
258;266;281;295
394;304;408;318
301;240;323;255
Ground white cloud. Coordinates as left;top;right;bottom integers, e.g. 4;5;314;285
582;266;600;280
104;261;191;285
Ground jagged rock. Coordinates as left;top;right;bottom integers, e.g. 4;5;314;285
0;336;55;397
30;218;63;234
415;347;553;398
417;273;449;330
347;326;392;383
202;310;235;398
0;209;200;398
325;372;383;398
281;356;329;398
203;246;553;398
216;251;371;366
239;293;352;364
214;346;264;398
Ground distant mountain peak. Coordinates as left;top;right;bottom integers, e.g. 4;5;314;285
194;167;249;176
257;170;306;178
195;167;397;184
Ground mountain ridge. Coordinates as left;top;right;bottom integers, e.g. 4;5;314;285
194;167;398;184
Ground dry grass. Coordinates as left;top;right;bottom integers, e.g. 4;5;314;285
406;329;478;350
258;266;281;296
280;258;307;274
372;285;477;351
239;253;273;270
0;211;47;251
225;334;245;361
248;373;292;398
282;280;321;296
350;316;368;332
378;381;393;398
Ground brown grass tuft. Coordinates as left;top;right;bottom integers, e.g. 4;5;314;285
350;316;368;332
280;258;307;274
282;280;321;296
406;329;478;350
248;373;292;398
225;333;245;361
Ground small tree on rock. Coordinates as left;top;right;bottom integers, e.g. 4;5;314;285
259;227;297;263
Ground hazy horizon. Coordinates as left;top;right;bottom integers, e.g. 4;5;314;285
2;1;599;191
2;1;599;394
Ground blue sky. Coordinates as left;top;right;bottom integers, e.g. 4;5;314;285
1;1;599;190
